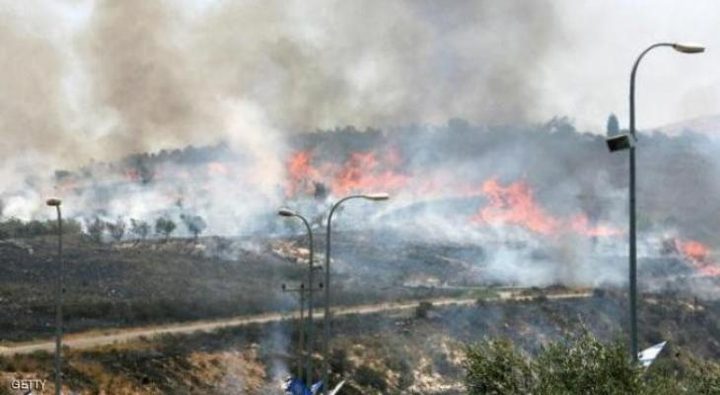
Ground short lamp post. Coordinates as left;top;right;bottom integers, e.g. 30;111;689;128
322;193;389;393
46;198;63;395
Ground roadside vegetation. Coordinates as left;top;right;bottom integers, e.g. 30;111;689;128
464;329;720;394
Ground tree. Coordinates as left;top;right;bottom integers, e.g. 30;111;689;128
86;217;105;243
130;219;150;240
534;330;642;394
464;338;533;395
464;330;720;395
180;214;207;241
106;218;126;242
606;113;620;137
415;301;433;319
155;217;176;241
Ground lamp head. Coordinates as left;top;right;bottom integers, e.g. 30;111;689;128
46;198;62;207
672;43;705;54
364;193;390;201
277;208;297;217
606;133;635;152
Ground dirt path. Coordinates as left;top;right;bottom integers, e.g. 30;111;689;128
0;291;591;355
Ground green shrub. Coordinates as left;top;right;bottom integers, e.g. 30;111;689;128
354;365;387;392
464;331;720;395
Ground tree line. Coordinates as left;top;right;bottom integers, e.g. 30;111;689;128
0;214;207;243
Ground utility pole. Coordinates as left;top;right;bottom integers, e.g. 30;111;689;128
46;198;63;395
282;283;306;380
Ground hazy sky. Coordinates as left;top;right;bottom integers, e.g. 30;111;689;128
0;0;718;167
538;0;719;132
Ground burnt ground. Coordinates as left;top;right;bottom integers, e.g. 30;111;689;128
0;291;718;394
0;232;483;342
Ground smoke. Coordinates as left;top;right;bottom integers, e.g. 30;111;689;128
1;2;718;291
0;1;561;165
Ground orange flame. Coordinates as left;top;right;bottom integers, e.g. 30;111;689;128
285;149;409;197
286;151;320;196
471;178;558;234
470;178;621;238
331;151;409;196
676;239;720;277
569;214;623;237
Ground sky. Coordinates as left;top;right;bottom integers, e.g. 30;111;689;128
0;0;718;168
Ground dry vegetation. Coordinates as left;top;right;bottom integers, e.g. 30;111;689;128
0;291;718;394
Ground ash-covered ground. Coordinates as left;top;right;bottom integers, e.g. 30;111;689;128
0;226;716;345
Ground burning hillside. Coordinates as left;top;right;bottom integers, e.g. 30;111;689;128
2;121;720;288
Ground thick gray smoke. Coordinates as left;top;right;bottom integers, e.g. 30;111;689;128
0;0;559;166
1;1;718;293
0;0;562;225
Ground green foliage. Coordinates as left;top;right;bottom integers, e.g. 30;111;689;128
106;217;126;241
465;338;533;395
684;358;720;394
0;217;81;239
155;217;176;241
354;365;387;392
415;301;433;319
534;330;642;394
129;219;150;240
180;214;206;241
464;331;720;395
86;217;105;243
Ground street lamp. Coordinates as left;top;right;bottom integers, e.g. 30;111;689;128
278;208;317;385
282;282;306;380
322;193;389;393
46;198;63;395
607;42;704;361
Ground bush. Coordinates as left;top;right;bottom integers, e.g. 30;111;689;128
464;331;720;395
464;338;533;395
106;217;126;241
86;217;105;243
0;218;82;239
130;219;150;240
180;214;206;241
534;330;642;394
354;365;387;392
415;301;433;319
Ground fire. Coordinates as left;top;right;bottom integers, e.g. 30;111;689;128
676;239;720;277
286;151;320;196
569;214;623;237
332;151;409;196
470;178;621;238
285;149;409;197
284;151;621;240
471;178;558;234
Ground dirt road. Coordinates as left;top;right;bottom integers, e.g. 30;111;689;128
0;290;591;355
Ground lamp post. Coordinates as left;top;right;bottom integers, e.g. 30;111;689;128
608;42;704;361
282;283;306;380
322;193;389;393
46;198;63;395
278;208;317;385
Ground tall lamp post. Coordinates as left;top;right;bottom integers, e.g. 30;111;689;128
606;42;704;361
46;198;63;395
322;193;389;393
278;208;317;385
